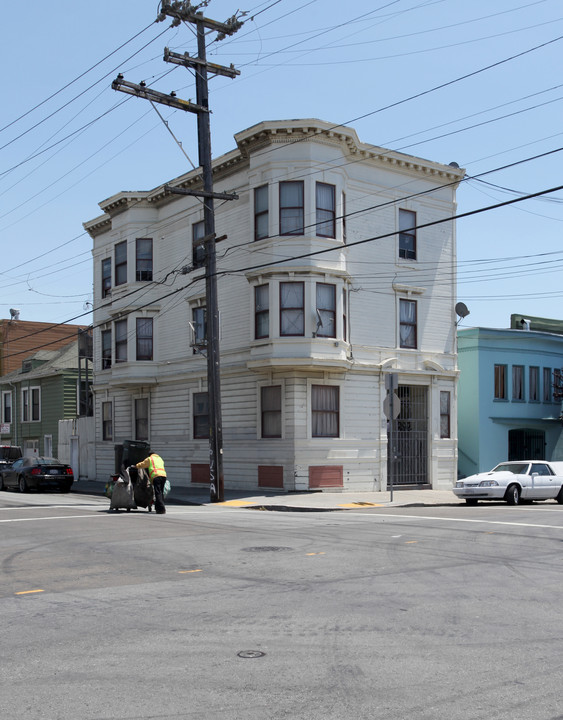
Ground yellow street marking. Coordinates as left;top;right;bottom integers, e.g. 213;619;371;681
405;541;418;544
15;589;44;595
339;502;385;508
178;569;202;574
305;552;326;556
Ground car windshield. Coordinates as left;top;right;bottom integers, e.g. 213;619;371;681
36;457;62;465
492;463;529;474
0;447;21;461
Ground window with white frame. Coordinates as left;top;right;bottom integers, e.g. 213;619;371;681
512;365;524;400
440;391;451;438
529;366;539;401
102;401;113;441
22;387;40;422
316;283;336;338
399;209;416;260
136;317;153;361
1;391;12;424
115;319;127;363
254;185;269;241
115;241;127;286
192;306;207;349
316;182;336;238
342;191;347;244
399;299;417;349
261;385;281;438
135;397;149;441
280;282;304;336
136;238;153;281
342;288;348;342
254;284;269;339
101;258;112;298
279;181;304;235
312;385;339;438
193;220;205;268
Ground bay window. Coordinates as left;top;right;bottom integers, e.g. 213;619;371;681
280;181;304;235
280;282;304;336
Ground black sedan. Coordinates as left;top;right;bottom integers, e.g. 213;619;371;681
0;457;74;493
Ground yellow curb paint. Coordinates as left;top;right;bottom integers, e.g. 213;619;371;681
178;569;202;574
219;500;253;507
15;589;44;595
338;502;385;508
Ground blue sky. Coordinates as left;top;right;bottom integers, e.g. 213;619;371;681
1;0;562;331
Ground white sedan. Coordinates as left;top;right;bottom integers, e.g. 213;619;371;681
453;461;563;505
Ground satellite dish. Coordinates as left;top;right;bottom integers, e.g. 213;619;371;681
448;161;460;168
455;302;470;319
9;308;20;321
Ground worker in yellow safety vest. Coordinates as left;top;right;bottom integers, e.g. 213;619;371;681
136;453;167;514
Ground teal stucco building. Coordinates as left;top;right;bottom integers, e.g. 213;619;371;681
457;315;563;478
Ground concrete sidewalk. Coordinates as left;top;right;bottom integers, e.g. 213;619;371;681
72;479;461;511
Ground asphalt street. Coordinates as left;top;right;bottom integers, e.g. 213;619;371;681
1;490;563;720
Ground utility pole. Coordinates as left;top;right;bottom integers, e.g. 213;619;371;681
113;1;242;502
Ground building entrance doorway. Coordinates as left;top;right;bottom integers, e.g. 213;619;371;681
388;385;428;487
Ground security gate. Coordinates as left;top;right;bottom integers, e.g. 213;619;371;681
508;429;545;460
387;385;428;487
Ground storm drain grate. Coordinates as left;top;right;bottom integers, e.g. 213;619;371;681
242;546;293;553
237;650;266;659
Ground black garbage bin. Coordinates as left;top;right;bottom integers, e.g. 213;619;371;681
122;440;150;470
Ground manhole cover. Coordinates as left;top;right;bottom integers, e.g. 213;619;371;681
237;650;266;659
242;546;292;552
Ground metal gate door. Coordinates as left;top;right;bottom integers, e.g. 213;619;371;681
508;429;545;460
388;385;428;487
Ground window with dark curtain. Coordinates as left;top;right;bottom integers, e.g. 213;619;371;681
280;181;304;235
136;318;153;361
312;385;339;437
101;329;112;369
261;386;281;438
316;283;336;338
316;182;336;238
280;282;304;336
136;238;153;281
193;392;209;439
193;220;205;268
192;306;207;349
543;367;552;402
529;366;539;401
512;365;524;400
494;364;506;399
102;258;112;298
102;401;113;441
115;241;127;286
254;185;269;240
399;299;417;348
254;285;269;339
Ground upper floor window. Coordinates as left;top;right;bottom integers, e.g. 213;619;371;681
316;283;336;338
193;220;205;269
280;181;304;235
543;367;552;402
280;282;304;336
2;391;12;424
254;185;269;241
399;209;416;260
512;365;524;401
342;191;347;244
494;364;507;399
193;392;209;439
102;401;113;441
440;391;451;438
529;366;539;401
312;385;339;438
115;241;127;286
192;306;207;349
101;258;112;298
261;385;282;438
115;319;128;363
316;182;336;238
399;299;417;349
136;318;153;361
342;288;348;342
22;387;40;422
135;397;149;441
136;238;153;282
101;329;112;369
255;285;269;339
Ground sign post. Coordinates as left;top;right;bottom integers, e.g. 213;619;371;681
384;374;400;502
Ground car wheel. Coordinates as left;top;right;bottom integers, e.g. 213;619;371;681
506;484;520;505
0;475;4;491
18;476;28;493
60;483;72;493
556;487;563;505
465;498;478;505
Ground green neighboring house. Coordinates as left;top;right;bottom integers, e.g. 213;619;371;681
0;342;82;457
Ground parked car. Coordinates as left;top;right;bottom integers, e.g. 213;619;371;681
453;461;563;505
0;456;74;493
0;445;23;470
